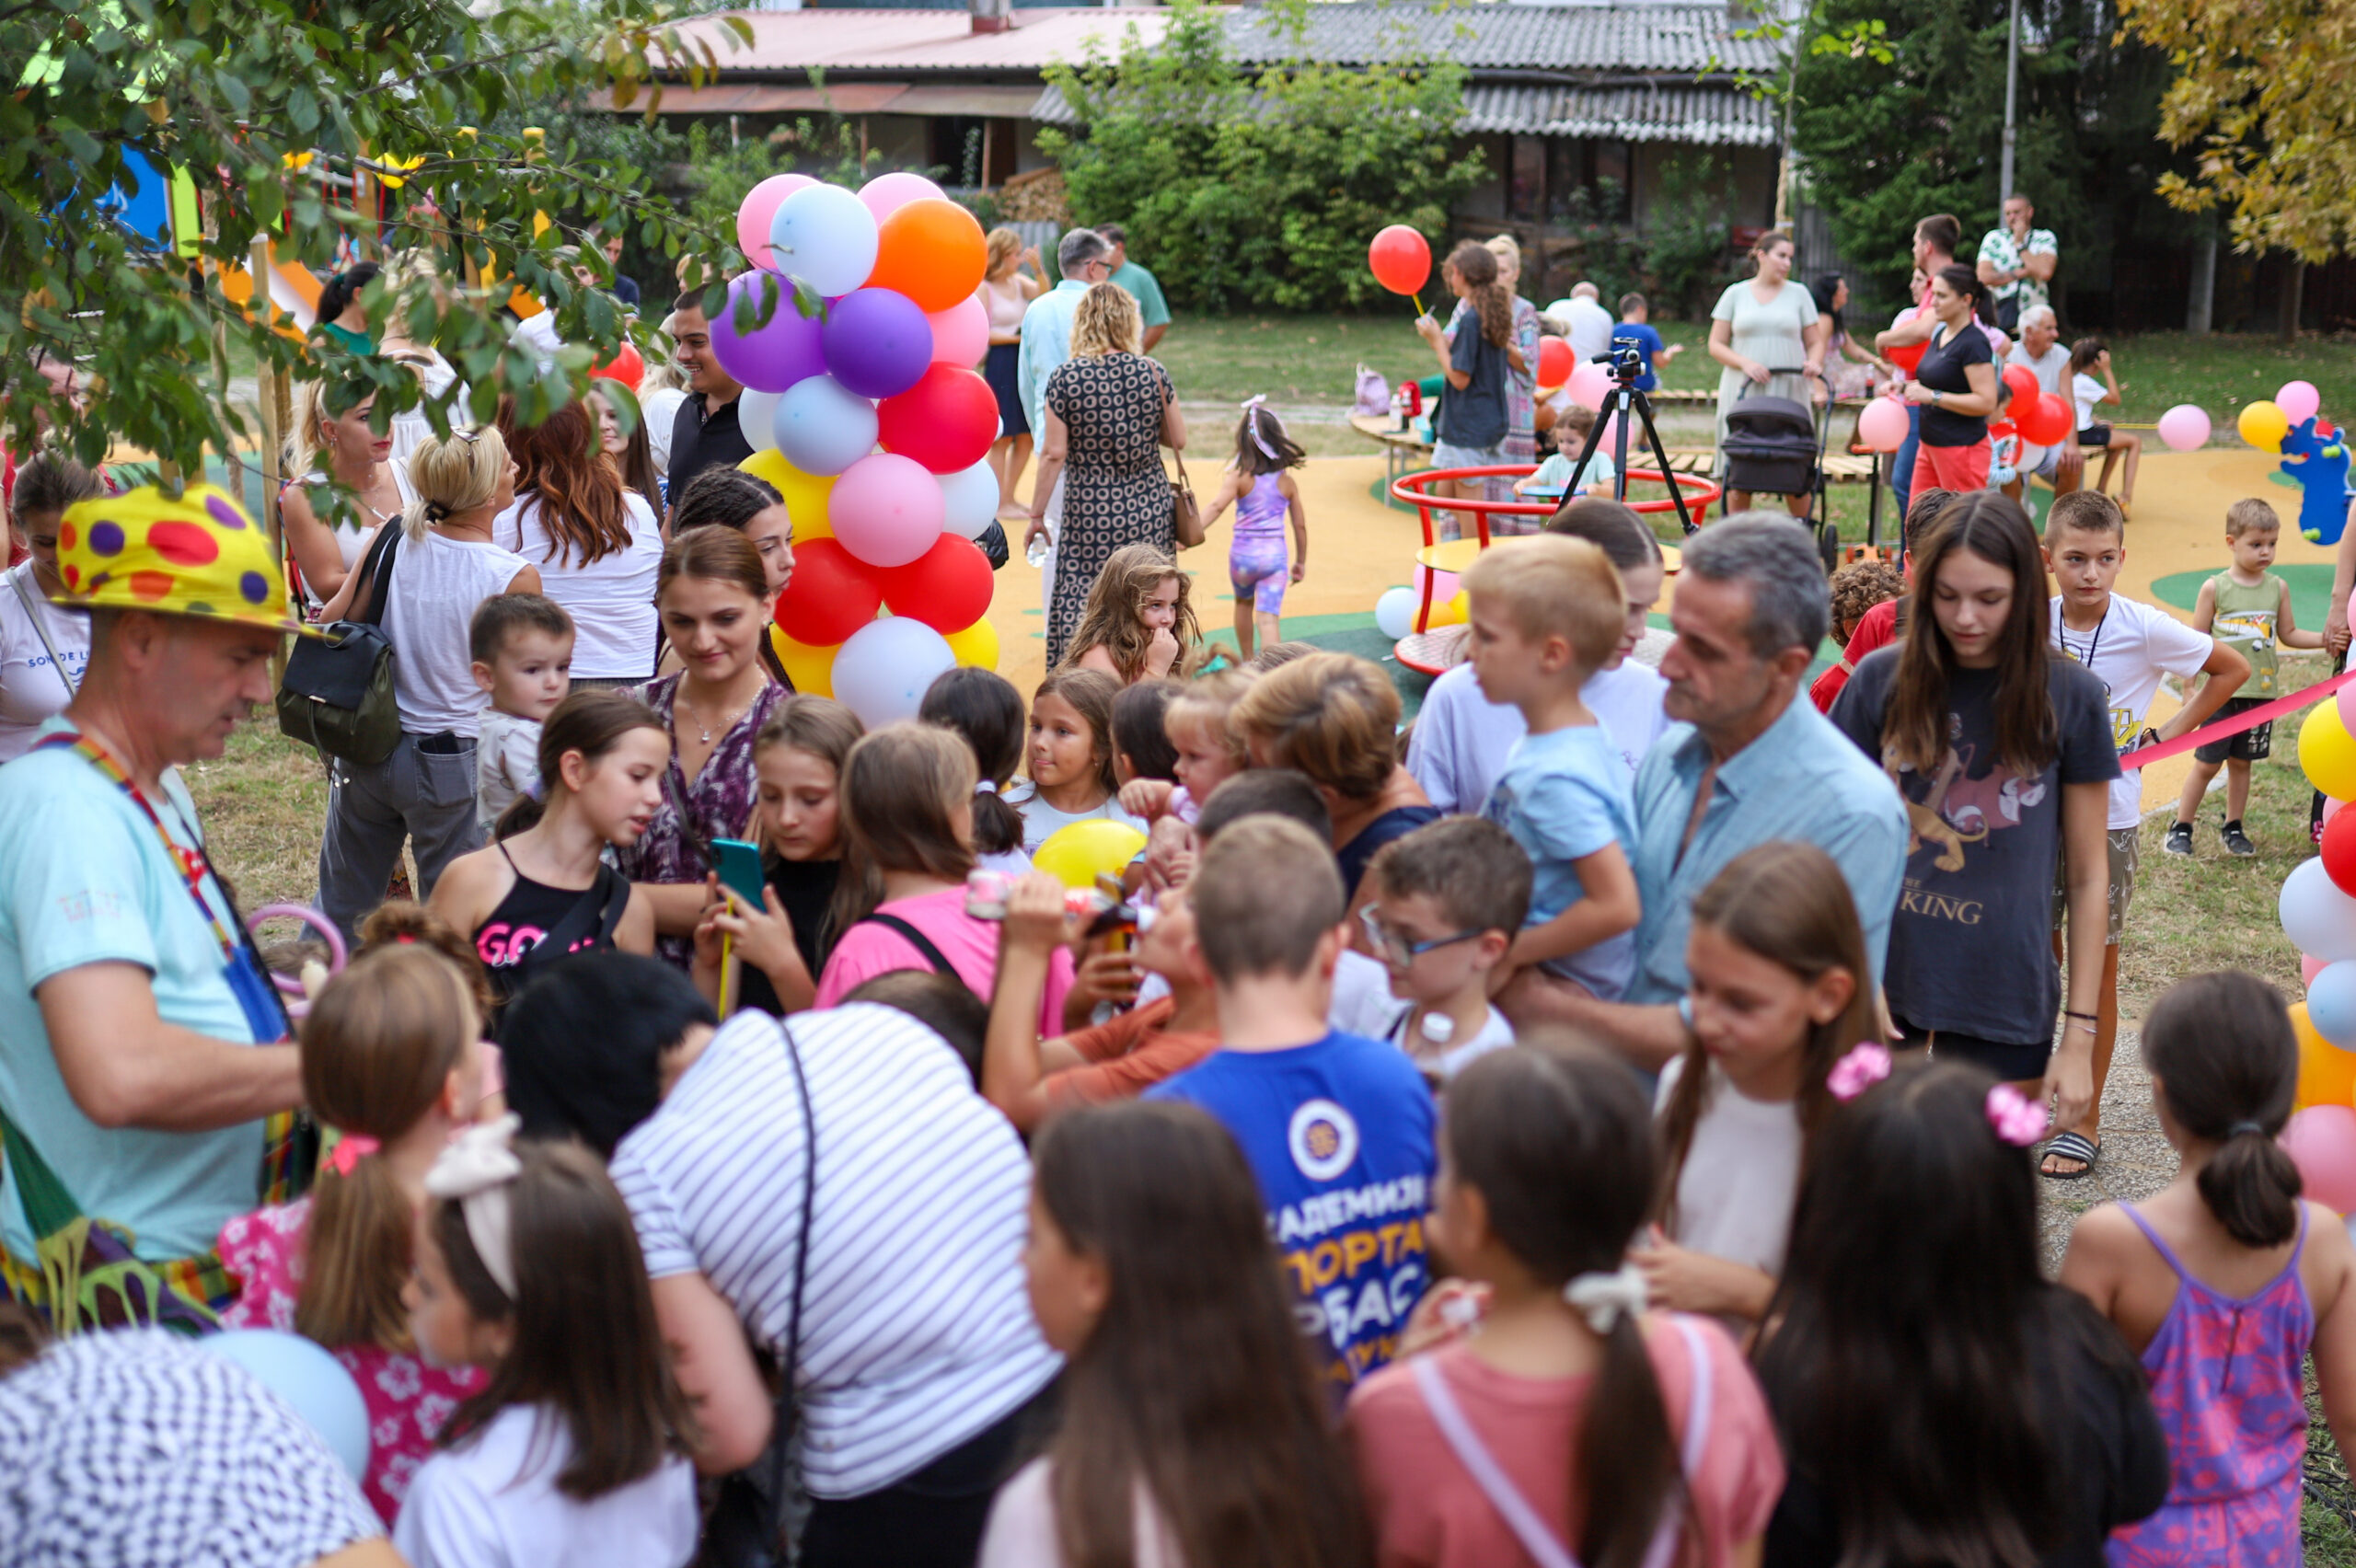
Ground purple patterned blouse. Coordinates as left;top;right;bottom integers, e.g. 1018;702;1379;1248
620;670;784;967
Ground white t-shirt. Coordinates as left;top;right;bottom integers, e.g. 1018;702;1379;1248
1552;294;1617;363
2072;372;2106;435
2050;595;2214;828
391;1403;697;1568
2004;340;2072;398
980;1458;1185;1568
509;311;564;375
389;352;466;515
1656;1055;1803;1281
1384;1002;1516;1081
1406;658;1671;813
494;492;664;680
1003;781;1149;855
1132;945;1396;1040
478;709;543;833
381;530;531;736
0;561;88;763
609;1005;1062;1499
641;386;687;478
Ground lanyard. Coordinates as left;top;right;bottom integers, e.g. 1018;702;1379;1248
35;729;241;965
2052;601;2110;685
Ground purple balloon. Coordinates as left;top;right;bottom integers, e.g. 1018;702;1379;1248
708;272;826;395
821;288;932;400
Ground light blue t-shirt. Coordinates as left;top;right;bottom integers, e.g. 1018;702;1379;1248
1014;280;1091;438
1484;722;1639;1000
0;719;270;1263
1529;448;1616;498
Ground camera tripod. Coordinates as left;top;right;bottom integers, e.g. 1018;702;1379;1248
1562;352;1698;536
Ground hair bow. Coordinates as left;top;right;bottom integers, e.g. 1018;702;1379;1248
1984;1083;2050;1147
424;1113;523;1299
1827;1043;1891;1101
1563;1265;1649;1334
323;1132;379;1178
1240;394;1281;459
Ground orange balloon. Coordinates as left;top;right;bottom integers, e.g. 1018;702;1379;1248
2295;1002;2356;1111
867;198;987;313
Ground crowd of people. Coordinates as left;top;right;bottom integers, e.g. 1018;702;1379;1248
0;194;2345;1568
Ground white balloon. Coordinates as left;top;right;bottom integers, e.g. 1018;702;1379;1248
1375;586;1420;640
938;459;999;541
831;616;957;728
773;375;879;478
738;388;781;454
768;184;881;299
2283;858;2356;964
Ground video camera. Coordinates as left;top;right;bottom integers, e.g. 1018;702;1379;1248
1601;342;1646;386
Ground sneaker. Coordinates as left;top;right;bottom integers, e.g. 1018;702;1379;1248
2164;822;2194;857
2222;821;2258;858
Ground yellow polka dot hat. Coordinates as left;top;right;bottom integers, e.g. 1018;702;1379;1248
52;483;315;635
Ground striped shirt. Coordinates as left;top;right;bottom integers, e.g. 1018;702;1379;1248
610;1004;1061;1499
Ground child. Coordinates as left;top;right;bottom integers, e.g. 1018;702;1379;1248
1827;557;1904;651
217;945;491;1525
2063;972;2356;1568
1460;535;1642;1000
2043;490;2248;1178
1005;669;1147;854
1808;486;1956;713
2168;498;2322;857
2069;338;2140;513
1347;1046;1783;1568
1058;543;1207;685
1360;818;1528;1084
1122;669;1253;890
469;594;574;836
1610;289;1684;392
1754;1059;2168;1568
428;690;663;1011
398;1126;699;1568
1514;405;1616;502
1201;398;1310;662
1415;242;1514;543
1634;841;1877;1325
920;666;1035;878
692;695;863;1017
978;1101;1368;1568
1109;678;1180;788
1143;815;1437;1396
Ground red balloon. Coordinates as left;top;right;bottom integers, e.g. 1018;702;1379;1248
2016;391;2073;447
1536;338;1575;388
876;364;998;475
876;535;993;633
774;538;883;647
2000;363;2041;411
1368;225;1431;296
1987;419;2017;441
591;342;644;391
2325;808;2356;898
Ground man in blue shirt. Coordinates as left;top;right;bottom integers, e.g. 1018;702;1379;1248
1498;516;1908;1071
1608;292;1683;393
1016;228;1114;617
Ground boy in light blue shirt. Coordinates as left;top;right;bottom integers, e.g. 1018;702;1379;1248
1461;536;1642;1000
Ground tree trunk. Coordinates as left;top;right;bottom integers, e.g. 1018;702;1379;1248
2280;258;2305;344
2186;235;2216;334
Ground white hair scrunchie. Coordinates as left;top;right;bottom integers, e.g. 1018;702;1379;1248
1563;1265;1648;1334
976;779;999;796
424;1113;524;1301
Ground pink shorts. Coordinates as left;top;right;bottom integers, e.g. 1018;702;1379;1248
1913;439;1991;503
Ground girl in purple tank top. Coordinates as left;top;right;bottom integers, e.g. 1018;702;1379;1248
1199;397;1309;661
2062;973;2356;1568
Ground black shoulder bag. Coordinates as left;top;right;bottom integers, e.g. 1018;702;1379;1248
276;522;403;765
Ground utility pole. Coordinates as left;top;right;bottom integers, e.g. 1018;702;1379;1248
1998;0;2020;202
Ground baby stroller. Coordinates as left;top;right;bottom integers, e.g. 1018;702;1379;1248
1723;370;1838;571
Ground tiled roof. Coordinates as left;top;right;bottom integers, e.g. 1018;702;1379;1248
1224;2;1784;75
662;7;1179;76
1032;78;1775;144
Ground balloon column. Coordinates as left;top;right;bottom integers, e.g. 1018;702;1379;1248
722;172;1004;725
2238;380;2351;546
2277;689;2356;1210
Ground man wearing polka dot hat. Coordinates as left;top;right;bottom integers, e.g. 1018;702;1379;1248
0;482;316;1332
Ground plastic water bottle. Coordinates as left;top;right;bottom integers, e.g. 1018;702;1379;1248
1025;525;1051;569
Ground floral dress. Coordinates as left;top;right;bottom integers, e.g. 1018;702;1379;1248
1044;352;1176;666
619;671;784;967
217;1198;486;1526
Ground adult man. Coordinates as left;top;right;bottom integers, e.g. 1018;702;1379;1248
599;228;641;309
664;291;751;502
2002;304;2085;501
0;485;309;1330
1875;213;1963;512
1016;228;1114;613
1098;223;1169;353
1977;194;2058;334
1497;516;1909;1070
1548;282;1616;364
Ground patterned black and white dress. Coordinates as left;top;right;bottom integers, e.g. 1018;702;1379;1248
1044;352;1176;665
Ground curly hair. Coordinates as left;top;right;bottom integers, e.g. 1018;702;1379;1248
1071;282;1143;358
1828;558;1905;645
1057;544;1207;682
1446;242;1512;350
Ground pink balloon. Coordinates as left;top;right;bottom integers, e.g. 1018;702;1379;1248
2280;380;2323;426
928;295;989;367
2310;954;2332;986
858;171;947;225
2331;792;2352;826
1566;361;1613;413
1858;396;1911;453
737;174;815;271
2156;404;2212;454
1413;564;1461;602
2284;1103;2356;1212
828;453;947;569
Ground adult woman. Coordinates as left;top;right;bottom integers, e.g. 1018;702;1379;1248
588;383;664;520
496;398;664;687
281;379;400;606
1414;242;1514;543
1230;651;1438;905
312;261;378;356
1899;263;2001;504
665;465;793;686
1825;492;2114;1132
978;227;1045;520
620;527;784;968
1809;273;1887;402
0;455;100;762
638;355;689;481
376;252;469;514
1025;282;1184;668
315;428;542;942
1708;232;1826;517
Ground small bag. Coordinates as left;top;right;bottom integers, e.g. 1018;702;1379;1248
276;522;401;766
1355;363;1392;417
976;519;1011;571
1171;452;1206;550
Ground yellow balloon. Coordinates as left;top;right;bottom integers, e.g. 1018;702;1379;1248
769;625;837;698
2295;1002;2356;1111
738;451;835;541
2238;399;2290;454
942;616;999;671
1033;820;1149;890
2301;702;2356;801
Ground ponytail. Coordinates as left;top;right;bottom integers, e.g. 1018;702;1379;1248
2141;972;2303;1249
1936;262;1991;328
918;668;1028;858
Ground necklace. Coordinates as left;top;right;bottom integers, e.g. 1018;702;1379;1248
676;689;749;746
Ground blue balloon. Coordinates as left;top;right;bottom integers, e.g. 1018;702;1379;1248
768;184;880;299
2313;962;2356;1050
197;1329;371;1482
2284;858;2356;964
822;287;932;400
773;375;880;478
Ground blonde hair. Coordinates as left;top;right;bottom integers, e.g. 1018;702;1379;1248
1230;652;1400;801
1164;669;1254;767
1058;544;1206;682
1484;233;1522;280
285;379;371;480
1071;281;1143;358
406;426;509;537
986;226;1023;278
1461;535;1626;675
2226;498;2281;538
1190;814;1345;982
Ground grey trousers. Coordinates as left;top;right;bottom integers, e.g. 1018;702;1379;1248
317;730;482;942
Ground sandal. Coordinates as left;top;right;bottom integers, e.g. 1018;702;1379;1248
2040;1130;2100;1181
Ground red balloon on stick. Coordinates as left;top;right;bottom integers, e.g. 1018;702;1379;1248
1536;338;1575;388
774;538;884;647
877;365;999;475
2016;391;2073;447
877;535;994;633
1369;225;1432;296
